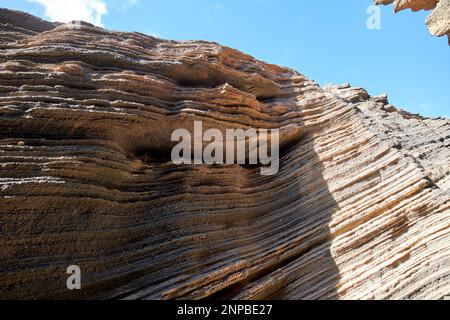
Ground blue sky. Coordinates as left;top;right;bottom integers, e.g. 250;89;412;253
1;0;449;117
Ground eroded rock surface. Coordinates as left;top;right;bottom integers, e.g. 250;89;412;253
0;9;449;300
375;0;450;44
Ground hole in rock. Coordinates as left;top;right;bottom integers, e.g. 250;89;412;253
132;146;173;164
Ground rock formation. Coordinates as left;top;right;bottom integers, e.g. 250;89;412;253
375;0;450;44
0;8;449;300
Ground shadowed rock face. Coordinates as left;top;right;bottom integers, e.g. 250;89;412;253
0;8;449;300
375;0;450;44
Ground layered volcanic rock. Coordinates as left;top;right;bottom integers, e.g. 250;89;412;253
0;8;449;300
375;0;450;44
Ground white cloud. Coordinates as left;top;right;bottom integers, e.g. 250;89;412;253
108;0;139;11
28;0;107;27
122;0;139;9
211;3;223;12
417;103;432;113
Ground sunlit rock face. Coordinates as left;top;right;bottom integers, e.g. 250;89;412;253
0;8;449;300
375;0;450;44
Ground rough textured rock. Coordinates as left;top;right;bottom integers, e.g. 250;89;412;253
375;0;450;44
0;8;449;300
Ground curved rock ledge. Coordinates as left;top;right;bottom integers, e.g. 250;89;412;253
0;8;449;300
375;0;450;44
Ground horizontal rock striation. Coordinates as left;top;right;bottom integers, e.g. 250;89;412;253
375;0;450;44
0;8;449;300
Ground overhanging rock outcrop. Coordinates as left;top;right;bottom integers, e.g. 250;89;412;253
375;0;450;44
0;8;449;300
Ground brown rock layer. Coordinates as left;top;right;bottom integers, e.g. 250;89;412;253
0;9;449;300
375;0;450;44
